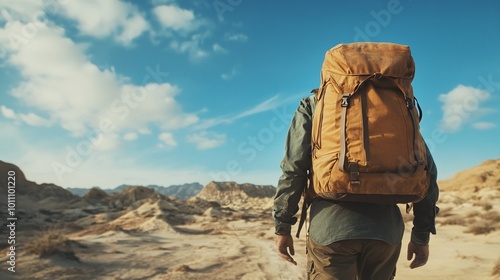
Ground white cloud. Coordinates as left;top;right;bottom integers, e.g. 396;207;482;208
110;83;199;132
212;43;226;53
0;20;198;144
56;0;148;45
153;5;198;32
194;93;301;130
123;132;138;141
5;134;278;187
95;132;121;151
159;132;177;147
151;0;176;5
0;105;51;126
116;14;149;45
0;0;45;21
234;95;283;119
439;85;491;132
221;68;237;80
187;131;225;150
0;119;208;190
2;135;211;188
224;33;248;42
138;128;151;134
19;112;51;126
151;5;214;59
1;105;17;119
472;122;496;130
169;32;209;59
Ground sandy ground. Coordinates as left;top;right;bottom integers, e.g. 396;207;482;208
1;187;499;280
2;210;499;279
0;213;307;280
396;224;500;279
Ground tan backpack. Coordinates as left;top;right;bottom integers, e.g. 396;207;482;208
311;42;430;204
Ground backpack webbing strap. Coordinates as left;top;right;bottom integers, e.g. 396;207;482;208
407;101;424;165
339;74;380;172
339;94;362;185
415;97;423;122
339;92;366;184
390;79;424;166
295;198;308;238
296;175;314;238
339;92;351;172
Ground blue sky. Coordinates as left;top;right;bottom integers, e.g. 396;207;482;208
0;0;499;189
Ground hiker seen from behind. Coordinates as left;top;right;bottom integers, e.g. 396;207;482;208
273;42;439;280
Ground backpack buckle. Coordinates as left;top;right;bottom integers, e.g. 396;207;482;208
341;93;350;107
348;162;360;185
406;97;414;109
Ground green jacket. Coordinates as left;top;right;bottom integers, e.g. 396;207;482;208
273;95;439;245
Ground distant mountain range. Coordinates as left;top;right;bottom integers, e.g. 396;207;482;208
67;182;204;199
196;181;276;208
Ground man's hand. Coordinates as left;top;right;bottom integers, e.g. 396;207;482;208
407;241;429;269
276;234;297;265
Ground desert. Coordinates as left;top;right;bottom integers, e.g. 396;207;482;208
1;159;499;280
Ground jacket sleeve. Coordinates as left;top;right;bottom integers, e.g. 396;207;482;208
272;96;314;235
411;143;440;244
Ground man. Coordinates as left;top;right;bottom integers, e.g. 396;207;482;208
273;94;439;279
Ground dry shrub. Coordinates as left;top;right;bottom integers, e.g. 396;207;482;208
38;209;53;215
75;223;125;236
466;211;480;218
440;217;467;226
492;258;500;278
464;223;496;235
466;217;477;224
175;264;192;273
473;201;493;211
26;230;80;261
436;207;453;218
483;211;500;223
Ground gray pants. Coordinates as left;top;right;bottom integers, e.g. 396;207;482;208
306;237;401;280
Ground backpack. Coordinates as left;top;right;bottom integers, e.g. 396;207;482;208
310;42;430;204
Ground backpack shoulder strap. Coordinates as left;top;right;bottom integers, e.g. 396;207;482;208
296;92;317;238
